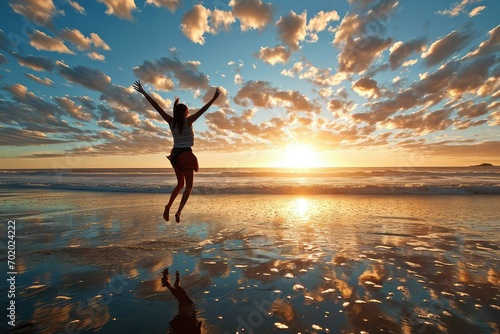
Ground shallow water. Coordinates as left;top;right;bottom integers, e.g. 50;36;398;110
1;190;499;333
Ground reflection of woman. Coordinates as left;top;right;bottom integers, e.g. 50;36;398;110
161;268;202;334
134;81;220;223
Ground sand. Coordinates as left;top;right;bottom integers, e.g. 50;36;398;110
1;189;499;333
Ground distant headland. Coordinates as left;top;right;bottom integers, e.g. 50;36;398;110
470;163;495;167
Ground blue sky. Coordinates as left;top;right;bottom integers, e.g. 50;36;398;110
1;0;499;168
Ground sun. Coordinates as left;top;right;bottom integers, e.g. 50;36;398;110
275;143;326;168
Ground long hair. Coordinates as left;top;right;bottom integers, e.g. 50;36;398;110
172;98;188;133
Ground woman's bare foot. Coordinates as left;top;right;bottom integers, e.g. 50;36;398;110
163;205;170;221
175;212;181;223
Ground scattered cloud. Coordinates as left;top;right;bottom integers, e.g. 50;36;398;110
389;38;426;70
60;29;111;51
15;54;54;71
97;0;137;20
133;56;210;91
54;96;93;121
233;80;316;112
181;4;212;44
469;5;486;17
229;0;274;31
276;10;307;51
180;4;234;44
29;30;74;54
437;0;481;17
9;0;58;25
465;25;500;58
145;0;180;12
24;73;53;86
352;77;381;98
255;46;290;65
422;30;474;67
67;0;86;14
57;61;112;92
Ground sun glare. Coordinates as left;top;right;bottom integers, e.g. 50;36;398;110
276;144;325;168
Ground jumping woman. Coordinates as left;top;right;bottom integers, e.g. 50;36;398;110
133;80;220;223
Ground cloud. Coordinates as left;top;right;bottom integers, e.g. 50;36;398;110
14;54;54;71
422;30;474;67
97;119;119;130
469;5;486;17
405;141;500;159
146;0;180;12
0;127;69;146
274;90;316;113
24;73;53;86
456;101;489;118
384;108;453;134
299;65;346;87
133;56;210;91
281;61;303;77
234;73;243;84
67;0;86;14
210;9;236;32
87;51;105;61
352;77;381;98
97;0;137;20
307;10;340;32
0;84;89;135
338;35;393;73
200;109;290;150
437;0;480;17
465;25;500;58
57;61;112;92
233;80;276;108
181;5;235;44
29;30;74;54
234;80;316;112
255;46;290;65
389;38;426;70
353;53;497;127
229;0;273;31
9;0;58;25
333;1;399;73
54;96;93;121
276;11;307;51
60;29;111;51
181;4;211;44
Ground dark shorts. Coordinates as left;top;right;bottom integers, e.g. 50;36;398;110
168;148;199;172
175;151;199;172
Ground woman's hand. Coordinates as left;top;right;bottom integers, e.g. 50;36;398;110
133;80;145;94
212;87;221;101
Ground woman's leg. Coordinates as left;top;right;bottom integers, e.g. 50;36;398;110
175;169;194;223
165;166;185;221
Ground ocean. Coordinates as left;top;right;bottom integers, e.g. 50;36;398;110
1;166;499;195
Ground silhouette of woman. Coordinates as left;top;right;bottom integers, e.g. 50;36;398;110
161;268;202;334
134;81;220;223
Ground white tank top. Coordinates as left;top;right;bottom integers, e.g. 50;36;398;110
170;122;194;148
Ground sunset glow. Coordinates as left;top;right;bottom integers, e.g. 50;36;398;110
276;144;326;168
1;1;499;168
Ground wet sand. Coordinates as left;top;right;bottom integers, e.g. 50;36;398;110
1;189;499;333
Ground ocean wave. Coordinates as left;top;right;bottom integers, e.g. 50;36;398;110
2;181;499;195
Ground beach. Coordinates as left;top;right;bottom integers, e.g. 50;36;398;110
1;177;499;333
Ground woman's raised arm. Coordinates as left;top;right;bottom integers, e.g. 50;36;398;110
133;80;173;124
187;87;221;124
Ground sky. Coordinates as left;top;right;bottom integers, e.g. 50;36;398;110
0;0;499;169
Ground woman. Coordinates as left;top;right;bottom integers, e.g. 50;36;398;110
133;80;220;223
